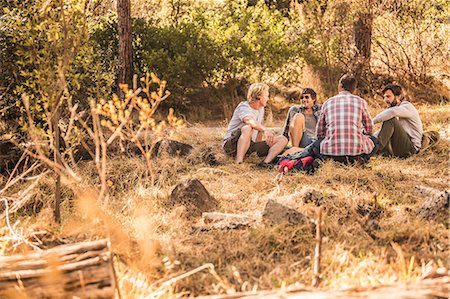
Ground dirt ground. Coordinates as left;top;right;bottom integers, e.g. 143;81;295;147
0;103;449;298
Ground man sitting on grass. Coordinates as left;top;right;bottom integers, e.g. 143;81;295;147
315;74;377;164
373;84;423;158
281;87;321;148
223;83;288;167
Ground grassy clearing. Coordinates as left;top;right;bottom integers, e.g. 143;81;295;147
0;103;449;297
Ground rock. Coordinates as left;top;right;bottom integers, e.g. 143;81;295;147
300;188;331;206
262;199;309;225
73;144;94;161
201;149;219;166
415;186;449;222
169;179;218;217
0;140;22;174
153;139;193;157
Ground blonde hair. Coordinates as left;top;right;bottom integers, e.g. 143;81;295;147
247;83;269;103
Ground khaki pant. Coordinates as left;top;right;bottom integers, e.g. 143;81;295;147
223;128;269;157
377;118;416;158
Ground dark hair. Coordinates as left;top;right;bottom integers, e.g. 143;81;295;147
302;88;317;100
382;84;402;96
339;74;357;92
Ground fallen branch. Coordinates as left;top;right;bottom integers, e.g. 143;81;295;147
0;198;42;252
195;272;450;298
0;170;49;221
312;206;323;288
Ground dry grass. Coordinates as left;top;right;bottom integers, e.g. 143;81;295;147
0;103;448;298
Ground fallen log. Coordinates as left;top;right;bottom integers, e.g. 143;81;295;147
0;239;116;298
196;272;450;299
415;185;449;222
198;212;259;230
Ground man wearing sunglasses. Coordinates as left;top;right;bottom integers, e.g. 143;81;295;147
372;84;423;158
282;88;321;148
223;83;288;166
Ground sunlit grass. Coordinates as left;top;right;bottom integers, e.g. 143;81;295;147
0;103;448;298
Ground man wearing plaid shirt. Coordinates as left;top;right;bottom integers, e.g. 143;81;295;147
315;74;377;163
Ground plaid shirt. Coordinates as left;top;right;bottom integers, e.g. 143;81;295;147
316;91;374;156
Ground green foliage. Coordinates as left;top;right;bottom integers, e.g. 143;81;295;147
90;12;223;98
134;17;224;93
89;1;298;100
1;0;113;128
289;0;355;91
2;0;448;122
202;0;298;82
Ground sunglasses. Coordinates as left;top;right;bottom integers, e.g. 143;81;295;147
300;95;311;100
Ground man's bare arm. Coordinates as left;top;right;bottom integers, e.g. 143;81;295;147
242;116;274;145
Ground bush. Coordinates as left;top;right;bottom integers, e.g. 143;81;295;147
201;0;298;82
372;0;450;100
89;1;299;102
0;0;114;129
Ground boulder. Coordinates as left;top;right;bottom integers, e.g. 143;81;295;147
201;149;219;166
169;179;218;217
262;199;309;225
300;188;331;206
153;139;193;157
0;140;21;174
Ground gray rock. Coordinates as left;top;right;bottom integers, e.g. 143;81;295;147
169;179;218;218
262;199;308;225
0;140;22;174
152;139;193;157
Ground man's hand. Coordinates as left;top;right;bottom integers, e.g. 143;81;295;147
264;129;274;146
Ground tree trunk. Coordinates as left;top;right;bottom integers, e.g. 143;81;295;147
0;239;116;298
352;2;373;89
117;0;133;97
53;108;61;223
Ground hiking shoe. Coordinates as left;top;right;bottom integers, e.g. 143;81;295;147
255;162;274;170
306;158;322;175
421;131;440;150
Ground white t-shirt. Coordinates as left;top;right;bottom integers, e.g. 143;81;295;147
223;101;264;143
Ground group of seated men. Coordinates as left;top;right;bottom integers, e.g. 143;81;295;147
222;74;423;169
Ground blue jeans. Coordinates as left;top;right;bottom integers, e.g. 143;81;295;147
299;133;314;148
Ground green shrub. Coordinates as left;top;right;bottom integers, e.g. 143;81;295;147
1;0;114;129
90;1;299;101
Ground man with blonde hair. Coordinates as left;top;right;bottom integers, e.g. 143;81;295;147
223;83;288;167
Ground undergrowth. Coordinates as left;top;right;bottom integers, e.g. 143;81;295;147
0;104;448;297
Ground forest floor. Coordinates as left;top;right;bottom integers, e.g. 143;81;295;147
0;103;449;298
